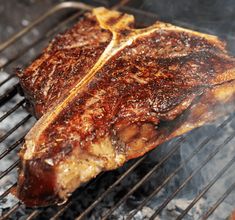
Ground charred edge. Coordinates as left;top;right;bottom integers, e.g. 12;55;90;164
23;99;37;118
15;67;24;78
16;83;39;117
16;83;25;97
17;158;59;207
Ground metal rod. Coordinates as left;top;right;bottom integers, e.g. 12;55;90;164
176;156;235;220
0;2;101;220
0;85;18;107
0;99;25;123
0;114;31;143
149;132;235;220
201;181;235;220
25;210;41;220
101;137;185;220
49;203;71;220
0;136;25;160
0;75;13;87
0;2;93;52
126;115;233;220
1;11;84;70
0;202;21;220
0;160;19;180
0;183;17;201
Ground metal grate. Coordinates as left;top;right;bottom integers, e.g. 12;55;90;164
0;1;235;219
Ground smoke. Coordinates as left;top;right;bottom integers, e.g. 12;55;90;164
179;118;235;219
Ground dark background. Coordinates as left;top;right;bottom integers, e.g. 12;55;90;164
0;0;60;42
1;0;235;48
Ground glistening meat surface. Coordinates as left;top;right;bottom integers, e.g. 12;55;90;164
17;12;112;118
16;7;235;207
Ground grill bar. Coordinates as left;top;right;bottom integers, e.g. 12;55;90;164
0;76;13;87
48;204;71;220
0;114;31;143
112;0;132;10
25;210;41;220
0;183;16;201
0;11;86;71
0;99;25;123
201;181;235;220
0;11;85;93
0;85;18;108
149;132;235;220
1;202;21;220
176;155;235;220
0;160;19;180
0;2;93;52
0;3;101;220
126;114;234;219
0;136;24;160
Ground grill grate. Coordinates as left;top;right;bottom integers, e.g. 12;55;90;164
0;1;234;220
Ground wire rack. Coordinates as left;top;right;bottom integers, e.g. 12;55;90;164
0;1;235;219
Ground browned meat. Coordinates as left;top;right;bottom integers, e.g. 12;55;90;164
16;7;235;207
17;12;112;118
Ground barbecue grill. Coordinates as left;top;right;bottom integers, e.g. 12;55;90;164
0;0;235;219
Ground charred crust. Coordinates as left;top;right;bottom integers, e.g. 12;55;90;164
17;159;59;207
16;83;25;96
15;67;24;77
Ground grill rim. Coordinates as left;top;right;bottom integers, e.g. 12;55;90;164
0;1;234;220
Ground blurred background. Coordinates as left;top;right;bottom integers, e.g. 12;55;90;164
1;0;235;48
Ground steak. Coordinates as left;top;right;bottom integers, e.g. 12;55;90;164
16;7;235;207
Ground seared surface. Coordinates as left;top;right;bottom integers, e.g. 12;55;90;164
17;13;112;118
16;8;235;207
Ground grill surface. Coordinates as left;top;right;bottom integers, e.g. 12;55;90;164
0;1;235;219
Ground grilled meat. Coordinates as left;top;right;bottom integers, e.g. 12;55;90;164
16;7;235;207
18;12;112;118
